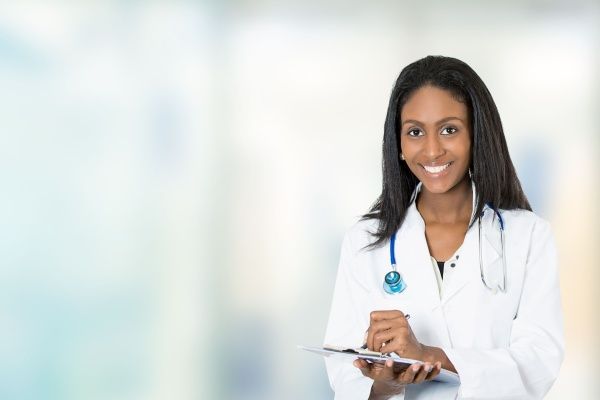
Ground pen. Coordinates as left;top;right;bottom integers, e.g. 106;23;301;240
361;314;410;349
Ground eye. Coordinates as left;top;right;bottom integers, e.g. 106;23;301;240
441;126;457;135
407;128;423;137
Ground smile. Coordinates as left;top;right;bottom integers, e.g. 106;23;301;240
422;162;451;174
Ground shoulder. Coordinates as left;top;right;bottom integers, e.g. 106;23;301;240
500;209;555;252
342;217;381;254
500;208;552;233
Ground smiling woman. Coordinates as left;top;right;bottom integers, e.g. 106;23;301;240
323;56;563;400
400;86;471;196
399;86;475;264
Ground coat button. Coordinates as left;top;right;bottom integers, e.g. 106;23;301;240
450;263;456;268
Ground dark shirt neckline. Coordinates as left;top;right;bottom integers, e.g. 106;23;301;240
436;260;445;279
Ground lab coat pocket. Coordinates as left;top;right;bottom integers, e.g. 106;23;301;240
471;275;516;347
444;259;517;345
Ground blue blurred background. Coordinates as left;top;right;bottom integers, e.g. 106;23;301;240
0;1;598;399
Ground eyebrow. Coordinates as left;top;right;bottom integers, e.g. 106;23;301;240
401;116;464;127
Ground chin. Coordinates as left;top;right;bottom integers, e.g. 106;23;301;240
421;183;452;194
419;176;465;194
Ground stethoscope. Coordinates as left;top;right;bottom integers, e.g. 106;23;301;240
383;203;506;295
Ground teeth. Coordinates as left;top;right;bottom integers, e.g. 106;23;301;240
423;163;450;173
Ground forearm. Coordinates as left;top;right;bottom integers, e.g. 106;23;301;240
421;345;456;373
368;382;404;400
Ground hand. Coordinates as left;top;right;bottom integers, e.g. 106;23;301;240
353;358;442;397
366;310;424;360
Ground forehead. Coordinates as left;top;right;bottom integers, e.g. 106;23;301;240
400;85;468;122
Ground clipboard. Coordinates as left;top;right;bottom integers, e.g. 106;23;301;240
298;345;460;384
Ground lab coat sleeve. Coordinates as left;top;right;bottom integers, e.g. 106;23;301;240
323;230;405;400
443;218;564;400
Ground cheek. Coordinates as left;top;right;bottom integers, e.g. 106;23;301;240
452;136;472;161
398;135;405;152
399;137;415;157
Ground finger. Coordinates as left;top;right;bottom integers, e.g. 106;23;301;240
413;363;433;384
372;320;411;337
370;310;405;322
373;330;396;352
353;359;373;378
367;321;391;351
397;363;422;385
380;359;397;380
370;361;386;372
392;362;410;375
367;320;408;350
425;362;442;381
380;333;411;356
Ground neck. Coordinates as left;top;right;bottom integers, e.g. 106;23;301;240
417;176;473;224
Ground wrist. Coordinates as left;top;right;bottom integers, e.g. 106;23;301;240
419;345;456;373
420;345;437;364
370;382;404;399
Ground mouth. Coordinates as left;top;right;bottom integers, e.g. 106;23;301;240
421;162;452;175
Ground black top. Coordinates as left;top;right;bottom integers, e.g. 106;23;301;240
436;260;445;279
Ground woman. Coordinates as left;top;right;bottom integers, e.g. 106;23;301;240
323;56;563;399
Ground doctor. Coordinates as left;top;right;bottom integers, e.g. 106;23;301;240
323;56;563;400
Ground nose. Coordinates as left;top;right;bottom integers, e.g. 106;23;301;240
424;132;444;159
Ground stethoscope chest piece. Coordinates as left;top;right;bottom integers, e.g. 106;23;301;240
383;269;406;294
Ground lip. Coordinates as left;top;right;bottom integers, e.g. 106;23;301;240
420;161;452;177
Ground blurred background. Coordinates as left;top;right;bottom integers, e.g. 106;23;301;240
0;1;598;399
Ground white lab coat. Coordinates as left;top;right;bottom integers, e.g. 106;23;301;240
323;184;564;399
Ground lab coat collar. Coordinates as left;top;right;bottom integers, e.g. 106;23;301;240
399;180;499;306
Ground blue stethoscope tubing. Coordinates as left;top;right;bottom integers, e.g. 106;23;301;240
383;232;406;294
383;203;506;295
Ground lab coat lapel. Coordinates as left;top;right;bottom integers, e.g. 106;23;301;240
439;182;479;303
440;186;501;303
480;208;504;290
401;200;442;312
401;181;499;305
482;211;502;265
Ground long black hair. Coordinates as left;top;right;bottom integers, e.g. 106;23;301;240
362;55;531;249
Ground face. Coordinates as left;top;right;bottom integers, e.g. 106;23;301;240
399;85;471;194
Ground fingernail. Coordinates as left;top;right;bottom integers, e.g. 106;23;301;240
413;364;420;372
386;360;393;367
425;365;432;372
